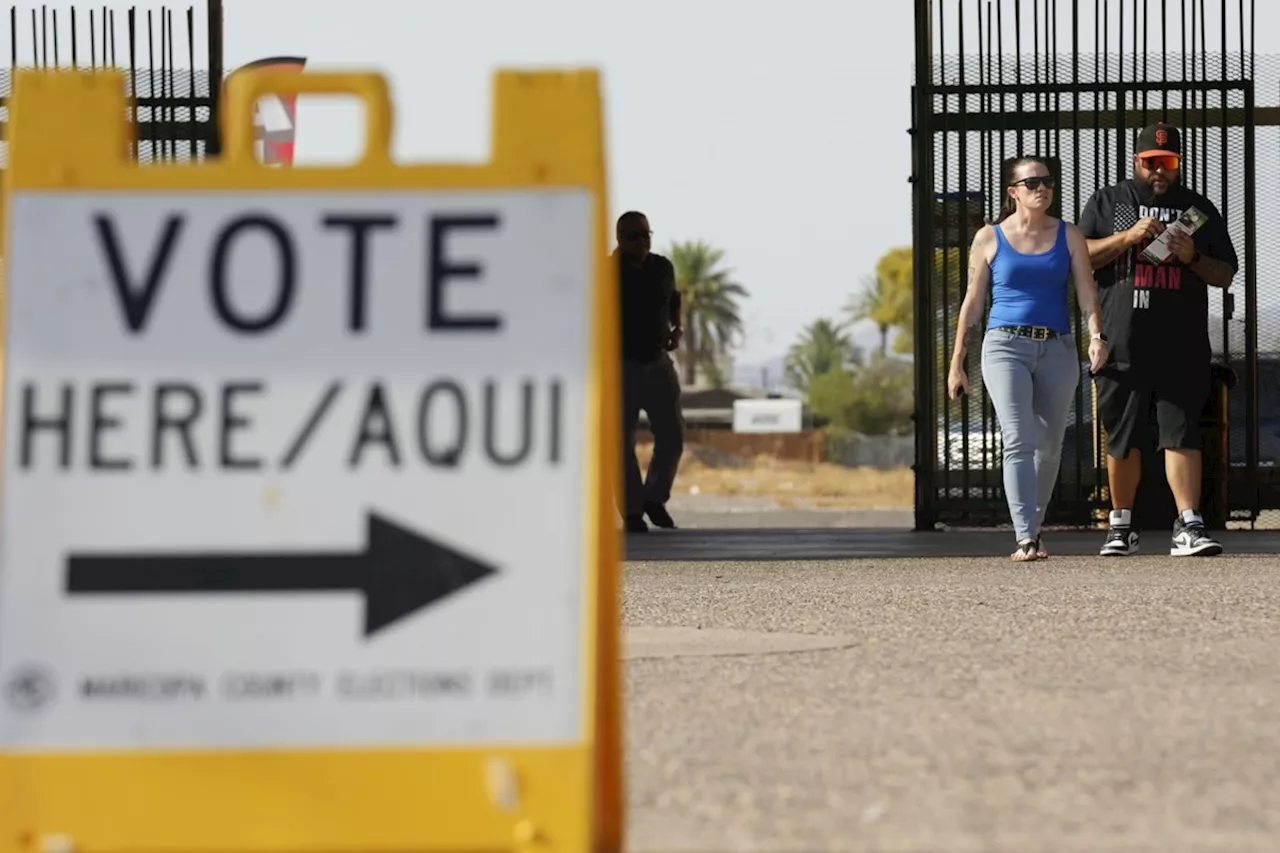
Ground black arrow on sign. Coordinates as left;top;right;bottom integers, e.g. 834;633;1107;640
65;513;498;638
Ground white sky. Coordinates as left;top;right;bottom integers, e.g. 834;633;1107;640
225;0;919;373
10;0;1280;375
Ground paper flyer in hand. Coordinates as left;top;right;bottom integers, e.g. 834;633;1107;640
1140;206;1208;263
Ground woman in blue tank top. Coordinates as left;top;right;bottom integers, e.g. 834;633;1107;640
946;156;1110;562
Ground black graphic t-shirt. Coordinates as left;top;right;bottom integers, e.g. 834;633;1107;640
1077;179;1237;377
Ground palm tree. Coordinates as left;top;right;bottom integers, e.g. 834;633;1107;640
784;318;861;393
845;275;898;358
846;250;913;358
669;241;749;387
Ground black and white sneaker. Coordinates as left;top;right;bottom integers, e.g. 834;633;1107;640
1100;526;1139;556
1170;517;1223;557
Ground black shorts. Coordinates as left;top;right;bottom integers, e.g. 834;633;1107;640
1093;365;1210;458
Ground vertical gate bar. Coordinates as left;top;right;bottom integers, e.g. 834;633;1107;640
957;0;973;506
1116;0;1129;180
1036;0;1042;156
1237;0;1244;78
1095;0;1106;484
1182;0;1192;192
1040;0;1048;156
1116;0;1126;179
170;9;178;162
1218;0;1229;367
89;9;95;68
1139;0;1146;119
1032;0;1039;153
1072;0;1085;515
166;8;173;163
1117;0;1124;100
983;0;997;504
1180;0;1188;138
1015;0;1023;153
188;7;198;161
208;0;225;158
128;8;138;161
1052;0;1059;166
71;7;77;67
963;0;976;505
158;8;167;162
940;0;956;510
109;9;115;68
29;9;37;68
166;8;175;163
998;0;1006;201
40;5;46;67
1039;0;1047;156
165;7;172;161
913;0;938;530
10;7;17;68
992;0;1007;506
147;8;155;163
52;8;59;65
1161;0;1168;115
1194;0;1203;193
1243;80;1258;520
1101;0;1110;189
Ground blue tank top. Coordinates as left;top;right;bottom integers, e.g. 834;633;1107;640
985;219;1072;334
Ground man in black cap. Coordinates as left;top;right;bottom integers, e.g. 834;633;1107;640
1078;121;1239;557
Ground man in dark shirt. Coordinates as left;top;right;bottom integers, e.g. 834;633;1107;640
615;210;685;532
1078;122;1238;558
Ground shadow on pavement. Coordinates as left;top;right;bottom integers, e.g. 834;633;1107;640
624;528;1280;562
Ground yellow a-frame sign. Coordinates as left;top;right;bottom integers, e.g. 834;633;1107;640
0;67;623;853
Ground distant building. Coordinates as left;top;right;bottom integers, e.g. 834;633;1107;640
637;386;805;431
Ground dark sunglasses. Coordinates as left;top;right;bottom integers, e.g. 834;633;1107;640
1141;154;1181;172
620;229;652;240
1011;176;1056;191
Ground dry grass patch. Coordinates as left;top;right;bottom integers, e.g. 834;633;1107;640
635;442;913;508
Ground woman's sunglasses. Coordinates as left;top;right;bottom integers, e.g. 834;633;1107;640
1011;176;1056;191
1141;155;1181;172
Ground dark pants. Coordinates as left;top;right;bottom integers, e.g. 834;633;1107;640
621;354;685;515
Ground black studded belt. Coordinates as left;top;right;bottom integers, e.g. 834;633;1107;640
992;325;1058;341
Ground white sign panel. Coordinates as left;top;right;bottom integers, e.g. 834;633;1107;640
732;398;803;433
0;190;592;751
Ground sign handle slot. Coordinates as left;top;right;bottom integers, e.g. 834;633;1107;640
222;70;393;168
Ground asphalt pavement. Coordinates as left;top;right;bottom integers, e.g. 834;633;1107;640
621;526;1280;853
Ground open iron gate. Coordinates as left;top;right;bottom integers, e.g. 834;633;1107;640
910;0;1274;531
0;1;225;164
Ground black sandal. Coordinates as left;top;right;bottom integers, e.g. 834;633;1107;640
1036;534;1048;559
1012;540;1039;562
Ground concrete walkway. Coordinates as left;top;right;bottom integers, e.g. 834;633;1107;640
622;534;1280;852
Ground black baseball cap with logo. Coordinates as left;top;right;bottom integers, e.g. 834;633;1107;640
1136;122;1181;158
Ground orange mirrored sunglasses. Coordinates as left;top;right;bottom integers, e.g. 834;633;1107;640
1141;154;1181;172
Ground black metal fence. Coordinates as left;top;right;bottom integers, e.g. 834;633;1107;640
911;0;1274;531
0;2;224;166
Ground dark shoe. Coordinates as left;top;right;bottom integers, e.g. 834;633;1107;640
1100;526;1139;556
625;514;649;533
1170;516;1223;556
643;501;677;529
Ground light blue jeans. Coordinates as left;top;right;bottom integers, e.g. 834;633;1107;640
980;329;1081;542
